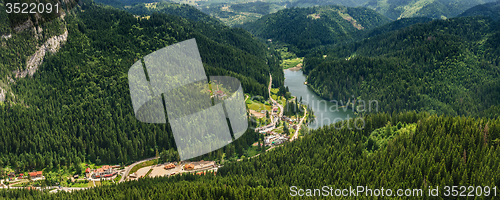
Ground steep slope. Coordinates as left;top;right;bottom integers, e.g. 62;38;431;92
240;5;391;56
199;0;371;26
1;112;499;199
364;0;497;20
459;0;500;20
122;1;225;26
304;16;500;116
0;0;79;105
0;1;281;171
363;17;432;38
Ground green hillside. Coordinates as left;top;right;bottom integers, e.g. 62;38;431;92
0;0;282;171
240;5;391;56
1;111;499;199
364;0;497;20
304;16;500;116
123;1;225;26
199;0;369;26
363;17;432;38
459;0;500;20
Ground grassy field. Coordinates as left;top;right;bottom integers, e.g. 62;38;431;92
281;57;303;69
270;88;279;95
273;127;283;134
246;100;272;111
113;174;122;182
145;169;153;178
244;146;260;158
129;159;157;175
70;180;89;188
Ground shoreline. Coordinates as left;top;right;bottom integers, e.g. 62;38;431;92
284;63;303;71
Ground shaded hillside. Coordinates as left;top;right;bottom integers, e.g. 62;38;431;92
0;1;282;171
304;16;500;116
124;2;225;26
364;0;497;20
459;0;500;20
240;5;390;56
199;0;371;26
364;17;432;38
1;111;499;199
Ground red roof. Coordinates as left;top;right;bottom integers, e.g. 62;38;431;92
28;171;43;177
85;168;91;173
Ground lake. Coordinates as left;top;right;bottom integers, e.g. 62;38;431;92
284;69;355;129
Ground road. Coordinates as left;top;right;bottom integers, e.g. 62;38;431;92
119;157;158;183
291;108;307;141
256;74;284;133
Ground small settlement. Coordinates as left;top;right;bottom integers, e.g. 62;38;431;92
86;165;120;179
6;171;44;182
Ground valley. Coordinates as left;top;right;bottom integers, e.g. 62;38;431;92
0;0;499;198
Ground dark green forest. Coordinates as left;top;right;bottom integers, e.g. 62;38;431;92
239;5;391;56
304;16;500;116
363;17;432;38
122;1;225;26
0;1;283;172
459;0;500;21
1;111;498;199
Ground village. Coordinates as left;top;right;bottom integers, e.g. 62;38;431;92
0;75;309;192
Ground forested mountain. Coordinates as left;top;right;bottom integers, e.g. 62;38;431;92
123;1;224;26
2;111;499;199
240;5;391;56
0;0;283;171
363;0;498;20
363;17;432;38
459;0;500;20
304;16;500;116
198;0;371;26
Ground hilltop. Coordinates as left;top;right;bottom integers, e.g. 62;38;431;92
240;5;390;56
304;16;500;116
459;0;500;20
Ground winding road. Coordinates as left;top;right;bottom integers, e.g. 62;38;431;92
119;157;158;183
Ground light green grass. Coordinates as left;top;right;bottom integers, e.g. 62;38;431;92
245;146;260;158
246;100;272;111
70;181;89;188
281;57;303;69
145;169;153;178
270;88;279;95
113;174;122;183
129;159;157;175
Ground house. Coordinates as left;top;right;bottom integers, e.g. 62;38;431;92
273;107;278;113
29;171;43;179
18;173;24;179
164;163;175;170
195;171;206;175
8;172;16;180
184;164;195;170
92;165;115;178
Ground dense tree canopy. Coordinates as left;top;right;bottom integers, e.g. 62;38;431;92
0;1;282;171
304;16;500;116
0;111;498;199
